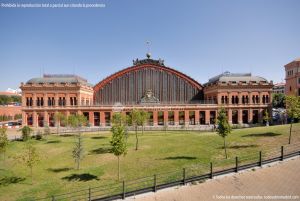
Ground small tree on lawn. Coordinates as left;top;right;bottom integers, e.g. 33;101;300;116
139;110;149;136
54;112;66;134
110;124;127;181
0;128;8;161
131;109;141;150
217;108;232;159
285;96;300;144
263;110;270;126
72;134;83;170
43;124;51;139
68;114;87;169
19;126;33;141
18;142;40;184
112;112;127;126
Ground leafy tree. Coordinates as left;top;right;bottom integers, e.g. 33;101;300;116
272;93;286;108
110;124;127;180
0;128;8;161
285;96;300;144
43;124;51;139
67;114;87;169
216;108;232;159
19;126;33;141
130;109;142;150
263;110;270;126
72;133;84;170
139;111;149;135
54;112;66;134
17;142;40;184
112;112;127;126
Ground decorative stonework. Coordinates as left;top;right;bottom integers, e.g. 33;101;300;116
133;58;165;66
140;89;159;104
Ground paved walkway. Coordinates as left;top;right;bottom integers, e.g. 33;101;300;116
126;157;300;201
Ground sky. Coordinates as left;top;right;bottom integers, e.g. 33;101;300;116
0;0;299;91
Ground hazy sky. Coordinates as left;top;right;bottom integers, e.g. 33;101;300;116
0;0;299;91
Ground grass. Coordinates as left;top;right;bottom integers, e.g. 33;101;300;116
0;123;300;200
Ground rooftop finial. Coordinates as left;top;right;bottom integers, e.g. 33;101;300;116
146;40;151;59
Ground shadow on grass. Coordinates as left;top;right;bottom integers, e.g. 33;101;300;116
222;144;259;149
89;147;112;155
47;167;72;173
91;136;107;140
62;173;99;182
162;156;197;160
242;132;282;137
0;176;26;186
46;140;61;144
59;134;76;137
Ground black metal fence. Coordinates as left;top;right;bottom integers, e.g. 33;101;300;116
34;142;300;201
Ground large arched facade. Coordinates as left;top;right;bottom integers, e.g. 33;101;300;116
93;59;203;105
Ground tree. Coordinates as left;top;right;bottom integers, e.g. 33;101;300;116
17;142;40;184
285;96;300;144
67;114;88;169
54;112;66;134
130;109;141;150
19;126;33;141
216;108;232;159
263;110;270;126
0;128;8;161
43;124;51;139
72;133;84;170
272;93;286;108
112;112;127;126
139;111;149;136
110;124;127;180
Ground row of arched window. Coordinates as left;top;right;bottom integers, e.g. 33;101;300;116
221;95;270;104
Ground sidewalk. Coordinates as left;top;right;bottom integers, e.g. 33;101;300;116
127;157;300;201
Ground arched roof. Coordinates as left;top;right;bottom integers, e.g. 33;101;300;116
94;63;203;92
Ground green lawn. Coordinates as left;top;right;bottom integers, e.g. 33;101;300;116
0;124;300;201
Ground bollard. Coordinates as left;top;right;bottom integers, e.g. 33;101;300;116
88;187;91;201
182;168;186;185
153;174;157;192
210;162;213;179
122;181;125;199
281;146;284;161
259;151;262;167
235;157;239;173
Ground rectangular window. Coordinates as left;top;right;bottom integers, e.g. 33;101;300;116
298;77;300;84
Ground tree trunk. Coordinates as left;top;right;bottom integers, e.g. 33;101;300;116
135;126;138;150
118;156;120;181
224;137;228;159
289;121;293;144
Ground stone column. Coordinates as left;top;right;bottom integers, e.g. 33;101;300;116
258;108;263;123
33;93;37;107
195;110;199;125
238;92;242;105
174;110;179;126
249;109;253;124
89;111;94;126
184;110;189;126
33;111;37;127
44;93;48;107
153;111;158;127
205;110;210;125
22;112;27;126
163;110;168;126
55;93;59;107
66;93;70;106
228;108;232;124
44;111;49;127
100;111;105;127
259;92;263;105
238;109;243;124
228;92;232;105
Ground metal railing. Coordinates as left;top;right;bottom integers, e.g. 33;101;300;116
33;142;300;201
